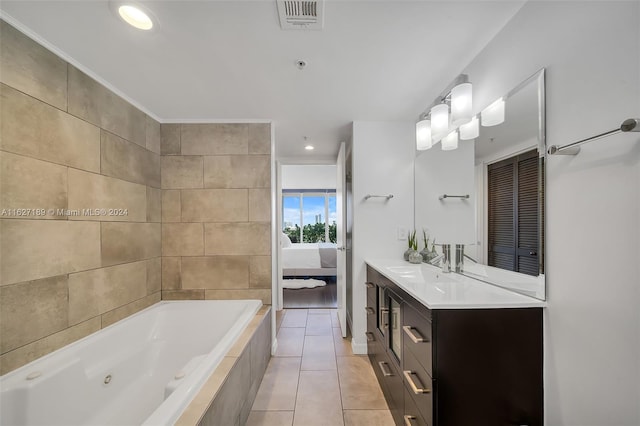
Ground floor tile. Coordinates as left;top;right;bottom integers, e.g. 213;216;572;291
331;310;341;328
246;410;294;426
333;327;354;357
308;308;335;314
293;370;344;426
301;335;336;371
337;356;387;409
252;357;301;411
274;327;305;357
343;410;395;426
305;313;332;336
281;309;308;328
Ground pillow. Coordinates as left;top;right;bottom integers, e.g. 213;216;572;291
281;233;292;248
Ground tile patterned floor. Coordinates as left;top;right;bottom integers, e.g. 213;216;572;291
247;309;395;426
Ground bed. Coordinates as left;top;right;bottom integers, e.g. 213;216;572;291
281;238;337;277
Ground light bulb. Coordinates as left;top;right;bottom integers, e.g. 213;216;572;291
416;119;432;150
459;116;479;140
450;82;472;126
441;130;459;151
481;97;505;127
430;103;449;142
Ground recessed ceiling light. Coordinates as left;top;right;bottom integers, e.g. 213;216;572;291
118;4;154;30
305;145;314;151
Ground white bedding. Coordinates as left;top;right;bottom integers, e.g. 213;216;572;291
282;243;322;269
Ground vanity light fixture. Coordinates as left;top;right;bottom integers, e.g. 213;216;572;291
416;119;432;150
459;116;479;140
450;82;473;126
430;103;449;142
441;130;459;151
415;74;473;151
481;97;505;127
304;145;314;150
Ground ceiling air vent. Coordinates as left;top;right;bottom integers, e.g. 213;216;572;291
276;0;324;30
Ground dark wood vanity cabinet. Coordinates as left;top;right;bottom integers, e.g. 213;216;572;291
366;265;543;426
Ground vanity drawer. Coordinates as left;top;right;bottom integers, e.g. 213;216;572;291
404;386;430;426
376;349;404;426
403;348;434;424
403;303;433;376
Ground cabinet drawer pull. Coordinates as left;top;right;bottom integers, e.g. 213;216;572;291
365;282;375;288
403;415;417;426
402;325;427;343
365;307;375;315
403;370;431;394
378;361;393;377
365;332;375;342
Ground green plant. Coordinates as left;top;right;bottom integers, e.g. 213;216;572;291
422;229;429;250
407;230;418;251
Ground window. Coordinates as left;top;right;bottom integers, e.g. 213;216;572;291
282;190;336;243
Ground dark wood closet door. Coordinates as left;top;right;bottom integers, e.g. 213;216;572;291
487;149;542;276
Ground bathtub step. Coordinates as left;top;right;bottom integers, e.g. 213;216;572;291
164;355;206;399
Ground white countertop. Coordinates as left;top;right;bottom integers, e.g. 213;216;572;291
366;259;546;309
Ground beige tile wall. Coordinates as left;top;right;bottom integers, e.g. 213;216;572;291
160;123;272;304
0;21;161;374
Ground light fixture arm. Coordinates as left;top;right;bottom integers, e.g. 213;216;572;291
417;74;470;121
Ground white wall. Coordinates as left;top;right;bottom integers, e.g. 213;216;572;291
281;165;336;189
351;121;414;353
415;139;475;246
461;1;639;424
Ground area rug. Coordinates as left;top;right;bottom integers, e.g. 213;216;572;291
282;278;327;289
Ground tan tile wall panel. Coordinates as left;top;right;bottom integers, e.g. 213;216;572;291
0;275;69;354
161;190;182;222
181;256;250;290
181;189;248;223
0;83;100;172
146;257;162;295
0;220;101;286
67;261;148;325
204;223;271;256
161;156;204;189
203;155;271;189
248;123;271;155
147;187;162;223
180;123;248;155
0;21;67;110
162;289;205;300
0;151;68;219
250;256;272;289
67;65;147;147
162;223;204;256
162;257;182;290
0;23;162;374
101;131;161;188
101;222;161;266
101;292;161;328
160;123;181;155
67;169;147;222
0;317;101;375
248;189;271;222
146;116;161;155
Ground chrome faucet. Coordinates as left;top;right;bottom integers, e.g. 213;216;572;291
441;244;451;273
455;244;464;273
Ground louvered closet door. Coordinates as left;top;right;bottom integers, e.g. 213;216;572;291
488;149;540;276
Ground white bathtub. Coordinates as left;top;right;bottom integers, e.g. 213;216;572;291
0;299;263;426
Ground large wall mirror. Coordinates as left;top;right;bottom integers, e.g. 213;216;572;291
414;69;546;300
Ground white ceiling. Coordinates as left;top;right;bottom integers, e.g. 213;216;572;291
0;0;525;161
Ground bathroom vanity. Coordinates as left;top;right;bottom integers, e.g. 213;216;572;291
365;260;545;426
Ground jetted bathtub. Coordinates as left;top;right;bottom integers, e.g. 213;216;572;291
0;299;263;425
